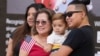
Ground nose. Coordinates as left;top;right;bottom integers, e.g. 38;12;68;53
55;26;59;30
38;22;43;26
29;15;34;19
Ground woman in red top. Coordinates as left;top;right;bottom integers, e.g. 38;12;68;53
19;8;55;56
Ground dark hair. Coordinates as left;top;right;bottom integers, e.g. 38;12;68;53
12;3;45;51
70;0;90;5
25;3;45;19
75;0;90;5
33;8;55;35
68;0;90;15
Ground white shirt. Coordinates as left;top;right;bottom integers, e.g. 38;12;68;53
47;30;70;45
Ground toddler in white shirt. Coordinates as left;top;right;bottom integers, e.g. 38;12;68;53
47;13;70;52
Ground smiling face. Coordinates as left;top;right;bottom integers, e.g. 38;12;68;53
66;5;83;29
27;7;37;27
35;13;52;35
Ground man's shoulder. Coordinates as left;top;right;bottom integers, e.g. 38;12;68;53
70;28;82;33
71;25;92;33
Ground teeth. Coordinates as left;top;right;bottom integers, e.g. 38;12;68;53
29;21;33;22
38;28;44;30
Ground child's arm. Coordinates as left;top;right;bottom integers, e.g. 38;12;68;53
46;32;55;52
45;44;53;52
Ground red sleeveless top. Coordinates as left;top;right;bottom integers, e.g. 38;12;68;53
20;35;50;56
28;44;50;56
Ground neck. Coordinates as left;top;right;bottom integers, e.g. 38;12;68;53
38;34;48;39
36;34;48;43
78;16;90;28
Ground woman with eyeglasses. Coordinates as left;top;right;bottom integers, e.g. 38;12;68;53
6;3;45;56
19;8;55;56
50;0;95;56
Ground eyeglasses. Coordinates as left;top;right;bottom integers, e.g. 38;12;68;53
64;11;82;17
36;20;47;25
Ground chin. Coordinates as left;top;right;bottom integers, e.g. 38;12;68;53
29;24;33;27
39;33;45;35
38;31;44;34
69;25;74;29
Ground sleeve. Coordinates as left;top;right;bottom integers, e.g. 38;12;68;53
47;32;55;44
63;29;84;50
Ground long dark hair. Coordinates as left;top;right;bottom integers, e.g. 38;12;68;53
12;3;45;51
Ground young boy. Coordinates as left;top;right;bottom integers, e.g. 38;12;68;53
46;13;70;52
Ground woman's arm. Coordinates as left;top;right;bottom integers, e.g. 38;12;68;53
19;49;28;56
6;38;13;56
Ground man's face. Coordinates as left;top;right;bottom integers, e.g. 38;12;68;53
65;5;83;29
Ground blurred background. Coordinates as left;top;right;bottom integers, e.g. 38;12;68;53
0;0;100;56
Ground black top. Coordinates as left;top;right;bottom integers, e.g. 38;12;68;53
10;31;21;56
63;25;95;56
13;42;21;56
